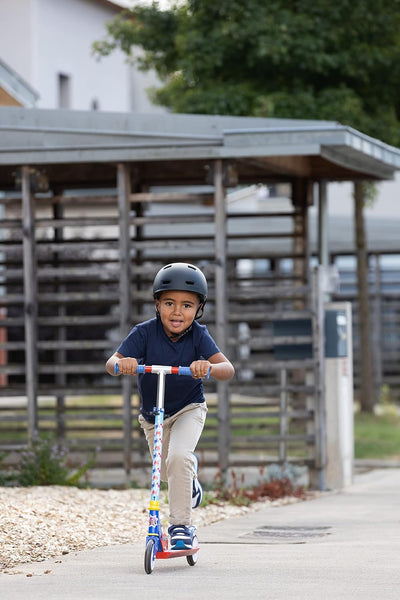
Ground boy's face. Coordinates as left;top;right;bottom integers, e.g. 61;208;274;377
156;290;200;339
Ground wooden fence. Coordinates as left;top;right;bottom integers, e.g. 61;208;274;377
0;177;326;479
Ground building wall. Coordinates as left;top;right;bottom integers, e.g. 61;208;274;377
0;0;33;84
0;0;166;113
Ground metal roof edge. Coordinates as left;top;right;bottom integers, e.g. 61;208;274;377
223;123;400;171
0;123;222;143
0;60;39;107
223;123;341;135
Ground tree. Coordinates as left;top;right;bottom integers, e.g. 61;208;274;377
93;0;400;411
354;182;376;413
93;0;400;145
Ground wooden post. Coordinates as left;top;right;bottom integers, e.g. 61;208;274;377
117;163;133;474
292;178;312;295
372;253;382;402
213;160;230;473
354;181;375;412
318;181;329;268
279;368;287;462
21;166;38;441
53;201;66;441
0;201;7;387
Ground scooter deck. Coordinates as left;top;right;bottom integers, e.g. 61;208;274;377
156;548;200;559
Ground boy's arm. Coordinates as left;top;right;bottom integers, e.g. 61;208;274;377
105;352;138;376
191;352;235;381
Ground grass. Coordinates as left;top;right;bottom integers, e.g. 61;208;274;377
354;408;400;460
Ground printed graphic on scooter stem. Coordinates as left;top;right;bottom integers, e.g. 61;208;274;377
115;363;201;573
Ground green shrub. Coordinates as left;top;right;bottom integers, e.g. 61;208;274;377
12;433;97;487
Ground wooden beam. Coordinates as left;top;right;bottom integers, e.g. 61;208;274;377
238;155;312;177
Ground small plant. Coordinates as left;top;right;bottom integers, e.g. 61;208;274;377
12;433;97;487
379;384;391;405
203;463;306;507
0;452;15;486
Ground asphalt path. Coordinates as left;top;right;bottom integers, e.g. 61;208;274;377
1;468;399;599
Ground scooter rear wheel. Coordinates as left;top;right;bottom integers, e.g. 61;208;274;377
144;539;156;574
187;535;199;566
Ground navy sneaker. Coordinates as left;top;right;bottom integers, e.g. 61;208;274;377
192;454;203;509
168;525;193;550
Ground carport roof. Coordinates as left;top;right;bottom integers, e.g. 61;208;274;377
1;107;400;190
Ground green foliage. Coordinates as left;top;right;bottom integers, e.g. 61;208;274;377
9;434;97;487
352;180;378;209
93;0;400;145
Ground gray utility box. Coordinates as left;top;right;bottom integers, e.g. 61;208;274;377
273;311;348;360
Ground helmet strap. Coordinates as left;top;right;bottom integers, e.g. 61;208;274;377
195;300;206;320
155;309;193;341
167;323;193;341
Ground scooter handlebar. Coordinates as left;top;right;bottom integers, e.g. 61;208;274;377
114;363;210;378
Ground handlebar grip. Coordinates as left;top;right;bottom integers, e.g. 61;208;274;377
115;363;145;375
178;366;192;376
178;366;211;378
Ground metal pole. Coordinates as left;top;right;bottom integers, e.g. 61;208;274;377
213;160;230;473
312;266;326;490
117;163;133;474
21;166;38;441
316;181;328;488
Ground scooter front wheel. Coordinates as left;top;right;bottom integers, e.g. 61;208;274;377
187;535;199;566
144;538;157;574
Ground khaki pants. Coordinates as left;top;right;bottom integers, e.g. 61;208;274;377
139;402;207;525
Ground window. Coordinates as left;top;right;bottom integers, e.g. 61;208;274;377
58;73;71;108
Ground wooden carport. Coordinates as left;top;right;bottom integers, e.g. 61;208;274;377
1;107;400;484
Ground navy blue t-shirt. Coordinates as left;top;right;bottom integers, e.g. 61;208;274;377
116;317;220;421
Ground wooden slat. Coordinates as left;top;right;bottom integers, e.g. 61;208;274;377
130;192;213;203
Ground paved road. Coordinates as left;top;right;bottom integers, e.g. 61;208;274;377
1;468;399;599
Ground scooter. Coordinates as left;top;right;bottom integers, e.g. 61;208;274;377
115;363;200;574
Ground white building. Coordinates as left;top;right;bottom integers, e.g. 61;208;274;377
0;0;165;113
1;0;400;229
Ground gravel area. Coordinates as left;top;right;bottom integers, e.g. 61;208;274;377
0;486;305;574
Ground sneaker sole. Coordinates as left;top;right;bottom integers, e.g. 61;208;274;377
171;540;192;550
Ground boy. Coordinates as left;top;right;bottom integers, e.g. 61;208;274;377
106;262;234;549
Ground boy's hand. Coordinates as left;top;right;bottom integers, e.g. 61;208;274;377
190;360;211;379
116;357;138;375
